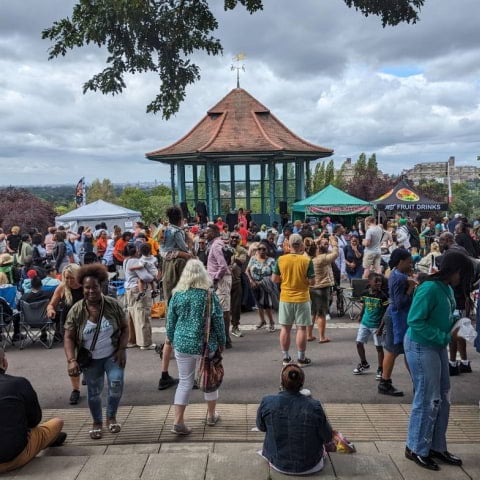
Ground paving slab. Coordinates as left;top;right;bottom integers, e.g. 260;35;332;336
160;443;214;453
269;456;337;480
213;442;263;454
40;445;107;456
105;444;160;455
76;454;148;480
461;453;480;480
205;452;269;480
331;452;403;480
141;453;207;480
390;455;472;480
7;456;88;480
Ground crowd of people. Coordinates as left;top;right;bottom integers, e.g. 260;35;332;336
1;207;480;474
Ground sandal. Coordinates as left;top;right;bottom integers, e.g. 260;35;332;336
319;338;331;344
89;424;103;440
107;419;121;433
307;336;317;342
255;321;266;330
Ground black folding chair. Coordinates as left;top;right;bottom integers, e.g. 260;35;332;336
0;301;13;349
18;299;55;349
344;279;369;320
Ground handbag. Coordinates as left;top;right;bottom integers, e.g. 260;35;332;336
196;289;224;393
76;300;105;371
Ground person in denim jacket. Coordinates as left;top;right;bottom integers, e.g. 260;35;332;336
256;365;332;475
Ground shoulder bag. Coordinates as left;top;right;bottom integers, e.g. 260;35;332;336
196;289;224;393
76;299;105;371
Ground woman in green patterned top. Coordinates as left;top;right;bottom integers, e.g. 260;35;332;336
166;259;226;435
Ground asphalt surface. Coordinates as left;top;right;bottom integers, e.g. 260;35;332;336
5;310;480;409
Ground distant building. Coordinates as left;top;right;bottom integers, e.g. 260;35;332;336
403;156;479;185
338;158;385;183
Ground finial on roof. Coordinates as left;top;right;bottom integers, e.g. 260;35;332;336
231;53;246;88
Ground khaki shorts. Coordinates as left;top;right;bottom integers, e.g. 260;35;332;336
278;301;312;326
362;252;381;270
216;275;232;312
0;418;63;474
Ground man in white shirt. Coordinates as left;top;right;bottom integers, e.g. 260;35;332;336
362;216;383;278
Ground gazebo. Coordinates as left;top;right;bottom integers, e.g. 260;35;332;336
146;88;333;224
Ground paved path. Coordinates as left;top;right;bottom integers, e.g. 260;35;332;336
2;441;479;479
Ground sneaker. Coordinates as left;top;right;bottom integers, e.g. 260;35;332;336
449;362;460;376
82;375;87;386
136;291;146;302
158;375;179;390
378;379;404;397
206;412;220;426
376;368;383;381
126;343;138;348
459;361;472;373
231;327;243;338
326;313;331;321
49;432;67;447
297;357;312;368
151;290;160;299
69;389;80;405
192;380;199;390
353;362;370;375
171;423;192;435
282;356;292;366
268;323;276;332
140;343;157;350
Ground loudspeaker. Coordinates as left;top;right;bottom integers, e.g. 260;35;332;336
196;201;208;219
226;213;237;231
180;202;190;220
279;201;288;215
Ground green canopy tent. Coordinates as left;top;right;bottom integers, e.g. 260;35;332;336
291;185;372;224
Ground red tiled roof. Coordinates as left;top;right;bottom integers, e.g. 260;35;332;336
146;88;333;162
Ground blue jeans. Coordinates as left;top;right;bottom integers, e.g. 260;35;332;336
83;356;125;424
404;335;450;456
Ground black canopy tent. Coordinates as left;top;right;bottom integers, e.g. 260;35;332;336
372;180;448;214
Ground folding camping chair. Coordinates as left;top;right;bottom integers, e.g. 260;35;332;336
0;301;13;349
18;299;55;349
344;279;369;320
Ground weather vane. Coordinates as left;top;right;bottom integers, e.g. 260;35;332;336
231;53;246;88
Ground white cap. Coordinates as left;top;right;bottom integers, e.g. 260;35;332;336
454;213;462;218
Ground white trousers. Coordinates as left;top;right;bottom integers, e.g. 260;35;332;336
174;350;219;406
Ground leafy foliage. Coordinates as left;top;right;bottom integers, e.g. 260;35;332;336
42;0;423;117
0;187;56;233
87;178;117;203
345;153;397;200
325;159;335;186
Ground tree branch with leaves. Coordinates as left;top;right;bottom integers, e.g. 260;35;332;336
42;0;424;118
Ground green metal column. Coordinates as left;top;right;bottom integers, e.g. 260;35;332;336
295;158;305;201
177;162;186;202
305;159;311;197
245;164;251;210
260;163;266;214
170;164;176;205
192;164;198;205
230;164;235;210
206;161;214;220
268;162;276;225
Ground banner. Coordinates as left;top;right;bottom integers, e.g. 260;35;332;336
306;205;372;215
75;177;85;208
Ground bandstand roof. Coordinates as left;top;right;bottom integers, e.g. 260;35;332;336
146;88;333;164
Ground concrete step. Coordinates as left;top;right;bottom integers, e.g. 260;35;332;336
4;443;479;480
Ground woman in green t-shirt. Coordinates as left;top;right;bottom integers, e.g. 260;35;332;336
404;252;474;471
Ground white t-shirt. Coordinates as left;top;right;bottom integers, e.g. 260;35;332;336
82;317;115;359
365;225;383;254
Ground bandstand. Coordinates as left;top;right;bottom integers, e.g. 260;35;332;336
146;88;333;224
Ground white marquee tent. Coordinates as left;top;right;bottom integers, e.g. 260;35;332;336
55;200;141;232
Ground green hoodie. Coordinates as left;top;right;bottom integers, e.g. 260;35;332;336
406;280;455;347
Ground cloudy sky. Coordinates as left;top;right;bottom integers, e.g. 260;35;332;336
1;0;479;186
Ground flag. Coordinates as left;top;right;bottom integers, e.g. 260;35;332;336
75;177;85;208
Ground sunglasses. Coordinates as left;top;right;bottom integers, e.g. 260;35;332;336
257;247;267;251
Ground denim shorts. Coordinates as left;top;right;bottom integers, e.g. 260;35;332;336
383;311;404;355
356;323;384;347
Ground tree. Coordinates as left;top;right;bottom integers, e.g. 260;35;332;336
42;0;425;118
0;187;56;233
354;153;368;178
333;165;347;190
312;161;325;192
87;178;116;203
367;153;378;176
325;159;335;186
